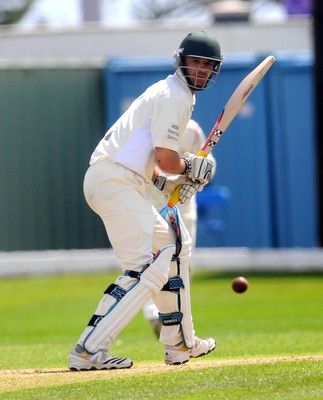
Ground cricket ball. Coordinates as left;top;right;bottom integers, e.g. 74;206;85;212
232;276;248;293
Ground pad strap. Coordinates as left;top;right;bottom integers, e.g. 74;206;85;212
124;262;150;279
124;270;141;279
161;276;184;293
104;283;127;301
87;314;103;327
159;312;183;326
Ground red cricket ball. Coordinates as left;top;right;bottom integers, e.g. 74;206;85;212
232;276;248;293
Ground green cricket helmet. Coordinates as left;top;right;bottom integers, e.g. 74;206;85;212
174;31;223;90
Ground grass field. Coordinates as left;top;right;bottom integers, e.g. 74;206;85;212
0;269;322;399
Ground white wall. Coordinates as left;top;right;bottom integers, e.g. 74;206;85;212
0;19;312;65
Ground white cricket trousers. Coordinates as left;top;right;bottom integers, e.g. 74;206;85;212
82;159;193;348
83;159;186;271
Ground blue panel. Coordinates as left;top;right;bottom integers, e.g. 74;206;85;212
268;53;318;247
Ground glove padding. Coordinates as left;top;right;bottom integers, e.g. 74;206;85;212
182;152;215;184
154;174;204;205
178;181;203;205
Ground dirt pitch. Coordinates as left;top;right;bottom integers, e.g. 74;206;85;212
1;355;322;392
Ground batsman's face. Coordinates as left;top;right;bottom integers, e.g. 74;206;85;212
184;57;216;89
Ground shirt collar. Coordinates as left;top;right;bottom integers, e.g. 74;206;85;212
173;70;195;104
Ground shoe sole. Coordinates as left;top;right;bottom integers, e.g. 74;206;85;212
68;354;133;371
165;359;189;366
69;362;133;371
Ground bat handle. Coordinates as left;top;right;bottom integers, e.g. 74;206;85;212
167;185;182;208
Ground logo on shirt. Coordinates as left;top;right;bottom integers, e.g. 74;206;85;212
167;124;179;141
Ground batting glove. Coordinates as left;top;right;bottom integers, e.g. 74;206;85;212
178;181;203;205
182;152;215;184
154;174;203;205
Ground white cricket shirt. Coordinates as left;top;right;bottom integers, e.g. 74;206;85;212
90;72;195;182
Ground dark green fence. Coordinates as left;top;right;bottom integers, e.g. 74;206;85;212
0;66;107;251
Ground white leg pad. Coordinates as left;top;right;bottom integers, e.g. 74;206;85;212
153;210;195;348
76;274;138;347
82;245;175;354
154;254;194;348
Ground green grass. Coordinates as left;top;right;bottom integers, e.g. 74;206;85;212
0;270;322;399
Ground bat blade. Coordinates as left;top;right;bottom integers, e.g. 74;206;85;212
167;55;276;207
200;55;276;156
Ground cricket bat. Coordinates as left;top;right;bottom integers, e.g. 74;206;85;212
167;55;276;207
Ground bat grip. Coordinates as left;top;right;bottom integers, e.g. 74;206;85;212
167;185;182;208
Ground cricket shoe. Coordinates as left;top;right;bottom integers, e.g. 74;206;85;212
165;336;216;365
68;345;133;371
